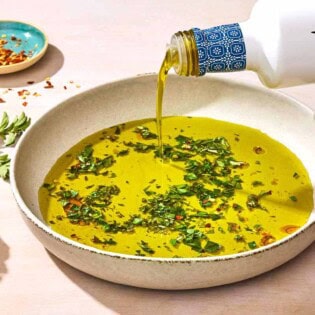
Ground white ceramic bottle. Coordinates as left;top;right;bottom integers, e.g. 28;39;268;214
168;0;315;87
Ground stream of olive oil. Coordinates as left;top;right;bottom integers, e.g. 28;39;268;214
39;116;313;258
156;48;174;152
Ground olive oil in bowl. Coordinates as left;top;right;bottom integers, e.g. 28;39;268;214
39;116;313;258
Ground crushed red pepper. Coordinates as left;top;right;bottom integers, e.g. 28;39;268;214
0;38;31;66
44;80;54;89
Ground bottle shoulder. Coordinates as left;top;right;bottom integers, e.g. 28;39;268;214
240;0;315;87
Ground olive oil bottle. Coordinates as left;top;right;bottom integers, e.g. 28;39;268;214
165;0;315;88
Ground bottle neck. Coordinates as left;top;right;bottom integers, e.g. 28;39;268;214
169;29;199;76
170;23;247;76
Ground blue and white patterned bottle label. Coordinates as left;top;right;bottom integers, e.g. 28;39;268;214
192;23;246;75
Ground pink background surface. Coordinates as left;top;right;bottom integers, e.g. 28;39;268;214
0;1;314;314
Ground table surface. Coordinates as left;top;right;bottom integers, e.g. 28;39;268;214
0;1;314;314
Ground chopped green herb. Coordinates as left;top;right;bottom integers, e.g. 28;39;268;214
92;236;117;245
252;180;264;187
227;222;241;233
248;241;258;249
124;141;156;153
67;145;115;179
114;126;121;135
135;250;145;256
234;234;244;242
204;240;221;253
232;203;243;211
116;149;129;156
170;238;178;246
132;217;143;225
246;190;272;210
138;240;155;254
175;135;231;156
290;195;298;202
42;182;56;191
253;224;263;233
180;226;205;253
85;185;120;207
134;126;157;139
143;186;156;196
218;226;226;234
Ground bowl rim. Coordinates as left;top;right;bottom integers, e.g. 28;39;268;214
10;74;315;263
0;20;48;74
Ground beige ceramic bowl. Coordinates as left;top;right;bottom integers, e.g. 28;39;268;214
11;74;315;290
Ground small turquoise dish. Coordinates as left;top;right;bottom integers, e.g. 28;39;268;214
0;21;48;74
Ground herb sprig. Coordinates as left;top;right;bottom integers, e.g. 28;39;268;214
0;112;31;146
0;153;10;180
67;145;115;179
0;112;31;180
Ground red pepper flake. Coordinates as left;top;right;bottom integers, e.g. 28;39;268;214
22;101;28;107
175;215;183;220
205;223;211;228
0;38;29;66
0;97;5;103
17;89;30;97
281;225;299;234
44;80;54;88
260;233;276;246
17;89;25;96
63;85;67;90
27;80;35;85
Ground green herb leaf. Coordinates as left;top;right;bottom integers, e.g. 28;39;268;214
252;180;264;187
0;112;9;131
170;239;178;246
134;126;157;139
289;195;298;202
204;240;221;253
132;217;143;225
234;234;244;242
92;236;117;245
67;145;115;178
138;240;155;254
0;153;10;179
248;241;258;249
246;190;272;210
0;112;31;146
124;141;156;153
42;182;56;191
